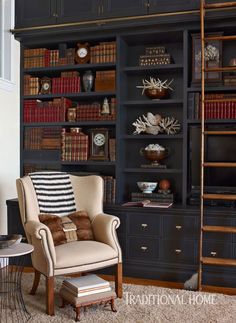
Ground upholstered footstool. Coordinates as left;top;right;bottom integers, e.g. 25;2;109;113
59;287;117;321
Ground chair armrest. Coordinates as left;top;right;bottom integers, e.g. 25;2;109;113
25;220;56;273
92;213;122;262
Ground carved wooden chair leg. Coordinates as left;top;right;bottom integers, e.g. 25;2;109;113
46;276;55;316
30;269;41;295
75;306;81;322
115;263;123;298
110;298;117;312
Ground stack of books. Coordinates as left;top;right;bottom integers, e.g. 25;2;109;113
90;41;116;64
61;274;111;298
61;128;89;161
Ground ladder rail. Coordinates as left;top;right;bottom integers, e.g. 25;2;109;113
199;0;236;291
198;0;206;291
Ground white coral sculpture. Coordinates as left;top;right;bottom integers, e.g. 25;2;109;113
136;77;174;95
132;113;162;135
132;113;180;135
159;117;181;135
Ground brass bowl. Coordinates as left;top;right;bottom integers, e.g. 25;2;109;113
140;149;168;166
144;88;169;100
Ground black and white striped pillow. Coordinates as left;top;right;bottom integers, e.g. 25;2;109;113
29;172;76;216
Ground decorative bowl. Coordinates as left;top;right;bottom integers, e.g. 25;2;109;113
137;182;157;194
140;148;168;166
0;234;22;249
144;88;169;100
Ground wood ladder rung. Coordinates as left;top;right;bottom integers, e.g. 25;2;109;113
204;2;236;9
202;225;236;233
203;162;236;167
203;194;236;200
204;35;236;41
204;131;236;135
201;257;236;266
204;67;236;72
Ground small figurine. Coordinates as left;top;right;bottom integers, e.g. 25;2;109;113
101;97;110;114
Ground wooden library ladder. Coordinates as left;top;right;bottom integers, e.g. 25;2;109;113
198;0;236;290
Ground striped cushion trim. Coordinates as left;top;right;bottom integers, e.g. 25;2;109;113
29;171;76;216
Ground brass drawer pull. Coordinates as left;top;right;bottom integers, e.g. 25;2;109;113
210;251;217;257
175;249;182;254
141;223;148;229
141;246;148;251
175;225;182;230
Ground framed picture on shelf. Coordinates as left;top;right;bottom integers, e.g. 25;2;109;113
191;32;223;85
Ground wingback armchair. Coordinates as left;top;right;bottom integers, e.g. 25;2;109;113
16;174;122;315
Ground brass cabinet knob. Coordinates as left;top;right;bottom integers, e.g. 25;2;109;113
210;251;217;257
175;225;182;230
141;246;148;251
141;223;148;229
52;13;58;18
175;249;182;254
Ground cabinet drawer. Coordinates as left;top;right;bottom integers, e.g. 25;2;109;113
202;241;232;259
128;237;159;261
128;213;160;236
163;215;197;238
160;239;196;264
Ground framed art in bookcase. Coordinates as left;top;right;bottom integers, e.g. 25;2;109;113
191;32;223;85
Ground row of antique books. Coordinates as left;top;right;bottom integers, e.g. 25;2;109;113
24;47;75;68
102;176;116;204
52;71;81;94
188;92;236;119
24;127;61;150
24;98;72;123
24;75;40;96
23;98;116;123
90;41;116;64
76;100;116;121
24;127;116;161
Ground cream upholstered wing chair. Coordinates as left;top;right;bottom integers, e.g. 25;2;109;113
16;174;122;315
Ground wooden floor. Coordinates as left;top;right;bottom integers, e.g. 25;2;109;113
23;267;236;295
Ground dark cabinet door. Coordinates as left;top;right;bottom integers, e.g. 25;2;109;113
15;0;57;28
57;0;100;23
103;0;148;18
149;0;199;14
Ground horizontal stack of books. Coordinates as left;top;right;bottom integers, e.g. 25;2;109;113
139;46;173;66
90;41;116;64
224;75;236;86
131;192;174;204
61;128;89;161
24;98;72;123
24;127;61;150
61;274;111;298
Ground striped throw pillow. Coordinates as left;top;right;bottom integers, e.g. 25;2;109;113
29;171;76;216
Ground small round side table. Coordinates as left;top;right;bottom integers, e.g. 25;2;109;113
0;243;34;322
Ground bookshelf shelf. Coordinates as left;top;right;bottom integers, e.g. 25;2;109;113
123;168;183;173
122;134;183;139
122;64;183;74
124;99;183;106
23;63;116;74
23;92;116;100
23;121;116;127
187;86;236;92
187;119;236;124
61;161;116;166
